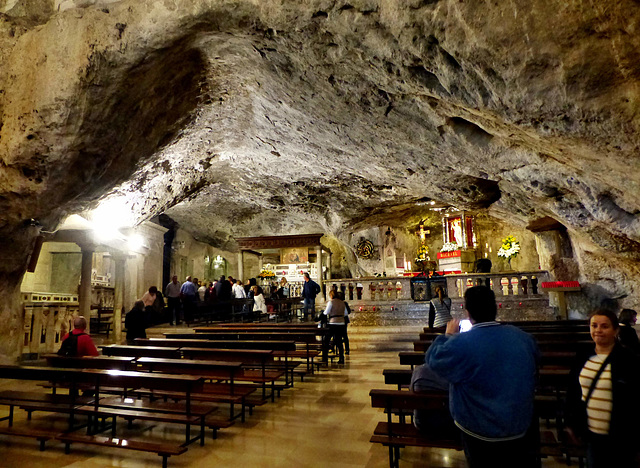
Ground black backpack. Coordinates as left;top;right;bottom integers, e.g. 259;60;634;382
57;332;85;356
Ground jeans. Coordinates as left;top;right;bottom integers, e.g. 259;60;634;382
303;298;315;321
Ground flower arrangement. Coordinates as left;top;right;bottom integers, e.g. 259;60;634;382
258;269;276;279
414;244;430;263
498;235;520;260
440;242;459;252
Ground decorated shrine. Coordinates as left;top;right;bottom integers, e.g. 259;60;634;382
436;211;477;274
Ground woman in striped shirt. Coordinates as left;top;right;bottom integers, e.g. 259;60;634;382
565;310;640;467
428;286;452;329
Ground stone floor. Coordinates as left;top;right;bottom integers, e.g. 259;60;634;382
0;327;572;468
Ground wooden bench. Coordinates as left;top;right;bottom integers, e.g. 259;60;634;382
369;389;462;468
160;335;320;373
133;356;251;423
0;425;55;451
56;433;186;468
97;347;262;421
0;365;205;462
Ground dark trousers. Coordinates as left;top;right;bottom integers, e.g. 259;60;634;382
587;432;637;468
303;298;315;321
461;430;536;468
167;297;181;324
344;323;350;353
181;295;196;323
324;325;347;363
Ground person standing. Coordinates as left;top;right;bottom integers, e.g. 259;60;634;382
321;290;348;364
301;272;321;321
58;316;99;357
565;310;640;467
426;286;539;468
429;286;452;329
618;308;639;353
140;286;158;323
232;280;246;299
165;275;182;325
180;276;198;324
125;300;148;345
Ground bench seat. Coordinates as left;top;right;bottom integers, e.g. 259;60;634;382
372;421;463;449
0;426;57;451
57;433;186;468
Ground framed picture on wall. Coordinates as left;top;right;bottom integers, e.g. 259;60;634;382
281;248;309;264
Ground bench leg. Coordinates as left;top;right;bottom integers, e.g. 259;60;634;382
8;406;14;427
160;454;169;468
111;416;117;437
185;423;190;445
65;442;71;454
200;418;205;446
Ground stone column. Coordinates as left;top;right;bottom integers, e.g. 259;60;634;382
258;255;263;271
79;244;95;333
237;251;244;281
327;253;332;280
316;246;324;303
112;253;126;344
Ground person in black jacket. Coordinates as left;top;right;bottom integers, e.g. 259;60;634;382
125;300;148;345
618;309;639;353
565;309;640;467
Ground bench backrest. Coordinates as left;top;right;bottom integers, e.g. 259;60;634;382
136;338;297;352
165;332;321;343
370;389;449;411
101;345;181;359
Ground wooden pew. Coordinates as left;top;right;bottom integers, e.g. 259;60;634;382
135;338;304;381
101;345;180;359
0;366;201;466
369;389;462;468
163;333;322;372
179;348;284;402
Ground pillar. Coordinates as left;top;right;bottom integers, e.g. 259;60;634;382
258;255;263;271
237;251;244;281
316;246;324;303
79;244;95;333
112;253;126;343
327;253;332;280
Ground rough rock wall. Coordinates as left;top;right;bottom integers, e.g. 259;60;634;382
1;0;640;360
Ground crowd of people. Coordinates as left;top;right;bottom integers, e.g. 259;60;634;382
128;272;325;326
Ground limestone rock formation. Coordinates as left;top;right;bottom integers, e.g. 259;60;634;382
1;0;640;360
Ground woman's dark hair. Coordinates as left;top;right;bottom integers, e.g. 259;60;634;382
618;309;637;324
464;286;497;323
149;286;158;294
589;309;619;329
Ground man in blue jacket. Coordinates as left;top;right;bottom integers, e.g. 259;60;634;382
301;272;321;321
426;286;539;468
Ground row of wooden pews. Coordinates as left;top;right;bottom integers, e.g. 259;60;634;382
369;319;590;468
0;322;341;466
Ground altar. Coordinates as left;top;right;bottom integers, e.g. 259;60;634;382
437;211;477;273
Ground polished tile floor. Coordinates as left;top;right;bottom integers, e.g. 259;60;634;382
0;336;571;467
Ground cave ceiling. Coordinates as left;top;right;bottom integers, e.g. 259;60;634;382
0;0;639;258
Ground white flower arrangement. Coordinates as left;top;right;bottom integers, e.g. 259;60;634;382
440;242;459;252
497;235;520;260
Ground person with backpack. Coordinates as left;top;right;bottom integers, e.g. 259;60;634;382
58;316;98;357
